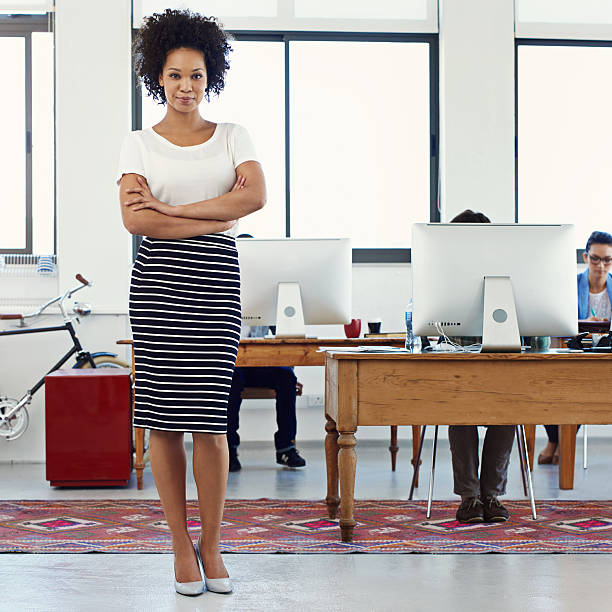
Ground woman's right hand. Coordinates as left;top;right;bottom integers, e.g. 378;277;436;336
231;175;246;192
217;219;238;232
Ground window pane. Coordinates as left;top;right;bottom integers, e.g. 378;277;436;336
0;37;26;249
518;45;612;247
141;40;285;238
295;0;429;20
289;41;430;248
135;0;277;23
32;31;54;254
516;0;612;24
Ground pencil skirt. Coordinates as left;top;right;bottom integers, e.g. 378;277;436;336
129;233;241;433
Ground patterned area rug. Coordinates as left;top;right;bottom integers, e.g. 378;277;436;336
2;499;612;553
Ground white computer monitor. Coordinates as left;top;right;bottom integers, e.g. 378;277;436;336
237;237;352;337
412;223;578;352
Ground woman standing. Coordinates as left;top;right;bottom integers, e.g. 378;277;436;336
117;9;265;595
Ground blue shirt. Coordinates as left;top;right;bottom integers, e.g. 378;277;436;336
577;269;612;319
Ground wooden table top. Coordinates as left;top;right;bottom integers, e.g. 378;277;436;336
119;337;405;346
240;337;404;345
325;350;612;360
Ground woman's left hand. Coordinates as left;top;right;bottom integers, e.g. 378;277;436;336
124;176;177;216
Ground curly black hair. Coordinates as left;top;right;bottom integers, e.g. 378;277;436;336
133;8;232;104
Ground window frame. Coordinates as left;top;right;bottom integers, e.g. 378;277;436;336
0;13;53;255
515;38;612;263
132;30;439;263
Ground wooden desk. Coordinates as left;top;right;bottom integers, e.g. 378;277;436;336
236;337;404;367
324;351;612;542
120;337;405;489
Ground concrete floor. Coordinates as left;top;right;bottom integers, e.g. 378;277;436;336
1;435;612;611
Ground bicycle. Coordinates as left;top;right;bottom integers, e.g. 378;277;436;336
0;273;130;441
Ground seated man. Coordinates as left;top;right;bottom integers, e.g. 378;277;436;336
447;209;515;523
227;324;306;472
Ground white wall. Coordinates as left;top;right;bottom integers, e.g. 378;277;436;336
55;0;133;313
439;0;516;222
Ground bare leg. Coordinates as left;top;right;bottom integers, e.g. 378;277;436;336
192;432;229;579
149;430;201;583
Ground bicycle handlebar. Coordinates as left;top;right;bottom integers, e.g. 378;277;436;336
3;274;93;321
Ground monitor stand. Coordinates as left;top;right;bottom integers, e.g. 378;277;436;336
274;282;306;338
481;276;521;353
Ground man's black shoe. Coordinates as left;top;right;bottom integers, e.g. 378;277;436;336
276;448;306;468
456;497;484;523
482;496;510;522
229;447;241;472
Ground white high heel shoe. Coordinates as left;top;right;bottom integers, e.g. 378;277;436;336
196;539;232;594
174;544;205;596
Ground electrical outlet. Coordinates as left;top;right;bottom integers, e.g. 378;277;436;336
308;394;324;407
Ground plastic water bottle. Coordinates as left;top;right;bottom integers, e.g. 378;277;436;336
405;300;421;352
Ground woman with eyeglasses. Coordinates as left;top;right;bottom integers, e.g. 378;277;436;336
538;230;612;465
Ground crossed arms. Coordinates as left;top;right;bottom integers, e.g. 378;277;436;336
119;160;266;239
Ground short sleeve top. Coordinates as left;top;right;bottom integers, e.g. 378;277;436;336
116;123;258;237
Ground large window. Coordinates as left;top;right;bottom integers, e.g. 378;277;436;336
139;33;438;261
0;15;54;254
517;41;612;247
289;40;431;248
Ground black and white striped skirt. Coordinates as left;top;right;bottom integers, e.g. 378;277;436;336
129;234;241;433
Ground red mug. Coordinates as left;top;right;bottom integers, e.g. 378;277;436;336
344;318;361;338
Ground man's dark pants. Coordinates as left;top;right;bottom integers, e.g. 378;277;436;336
448;425;515;498
227;366;298;453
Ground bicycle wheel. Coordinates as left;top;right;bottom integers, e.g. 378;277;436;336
79;355;130;369
0;398;29;441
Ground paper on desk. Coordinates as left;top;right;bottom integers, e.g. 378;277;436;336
317;346;410;353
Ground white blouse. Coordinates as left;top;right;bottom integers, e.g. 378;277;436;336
116;123;258;237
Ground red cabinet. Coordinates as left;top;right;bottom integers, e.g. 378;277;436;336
45;368;132;487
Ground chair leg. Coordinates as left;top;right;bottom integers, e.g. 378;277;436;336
583;424;588;470
409;426;427;500
426;425;438;519
523;424;536;471
389;426;399;471
515;425;528;497
519;425;537;520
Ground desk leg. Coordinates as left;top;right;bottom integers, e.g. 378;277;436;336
325;415;340;519
134;427;145;490
559;425;577;490
338;430;357;543
389;426;399;471
411;425;422;487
